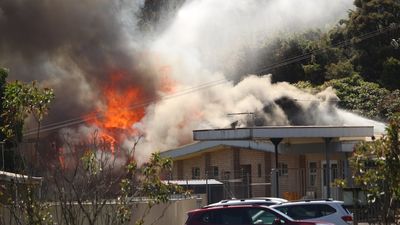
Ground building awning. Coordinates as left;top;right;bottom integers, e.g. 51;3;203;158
163;179;223;185
193;126;374;141
0;171;43;184
161;140;275;159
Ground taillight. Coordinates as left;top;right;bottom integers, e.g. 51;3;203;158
342;215;353;224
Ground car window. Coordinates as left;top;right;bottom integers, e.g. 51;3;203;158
341;204;352;214
275;204;336;220
199;208;252;224
319;204;336;216
246;208;282;225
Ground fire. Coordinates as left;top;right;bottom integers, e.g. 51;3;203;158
85;68;177;155
89;72;145;154
101;86;144;130
58;147;65;168
159;65;176;94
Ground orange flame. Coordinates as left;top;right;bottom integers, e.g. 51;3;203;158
90;72;145;154
159;65;176;94
101;86;144;130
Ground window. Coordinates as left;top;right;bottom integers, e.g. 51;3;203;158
223;171;231;179
192;167;200;179
257;164;262;177
309;162;317;186
207;166;219;178
199;208;251;224
247;208;280;225
197;207;283;225
275;204;336;220
331;164;338;180
278;162;288;176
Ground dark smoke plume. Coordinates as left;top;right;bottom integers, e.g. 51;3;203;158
0;0;156;124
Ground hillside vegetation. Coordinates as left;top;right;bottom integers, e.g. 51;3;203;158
237;0;400;121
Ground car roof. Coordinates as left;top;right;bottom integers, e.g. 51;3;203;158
271;199;344;207
204;198;286;208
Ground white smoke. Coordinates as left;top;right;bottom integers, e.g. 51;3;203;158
150;0;353;80
129;0;379;162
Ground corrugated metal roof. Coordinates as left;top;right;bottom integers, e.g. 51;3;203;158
160;140;274;159
0;170;42;184
163;179;223;185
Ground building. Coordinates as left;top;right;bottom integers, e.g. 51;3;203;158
161;126;376;203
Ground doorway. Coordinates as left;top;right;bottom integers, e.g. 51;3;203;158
321;160;339;199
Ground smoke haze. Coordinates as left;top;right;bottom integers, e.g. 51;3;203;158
2;0;384;163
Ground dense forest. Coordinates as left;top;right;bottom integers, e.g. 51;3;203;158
141;0;400;121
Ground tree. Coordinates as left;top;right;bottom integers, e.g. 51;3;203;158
46;132;183;225
378;90;400;119
1;79;54;144
0;68;7;142
350;115;400;224
344;0;400;83
0;70;54;172
244;31;320;83
381;57;400;90
0;68;56;225
323;74;389;119
325;59;355;80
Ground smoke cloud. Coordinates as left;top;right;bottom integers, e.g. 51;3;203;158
1;0;384;163
0;0;154;121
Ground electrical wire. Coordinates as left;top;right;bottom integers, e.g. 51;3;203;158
255;24;398;74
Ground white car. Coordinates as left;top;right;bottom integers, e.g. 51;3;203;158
270;200;353;225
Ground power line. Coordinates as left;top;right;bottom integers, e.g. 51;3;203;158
23;24;399;136
23;79;228;135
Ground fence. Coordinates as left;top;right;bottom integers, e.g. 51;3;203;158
346;201;400;225
176;166;349;202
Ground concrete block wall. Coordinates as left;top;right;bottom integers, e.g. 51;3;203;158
0;198;200;225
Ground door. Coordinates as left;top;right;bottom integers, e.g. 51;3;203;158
239;164;252;198
321;160;339;199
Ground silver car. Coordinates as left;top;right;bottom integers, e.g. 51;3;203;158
271;200;353;225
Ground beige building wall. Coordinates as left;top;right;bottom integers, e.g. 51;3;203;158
239;149;269;197
209;148;234;176
181;155;205;179
272;153;302;198
169;146;350;200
